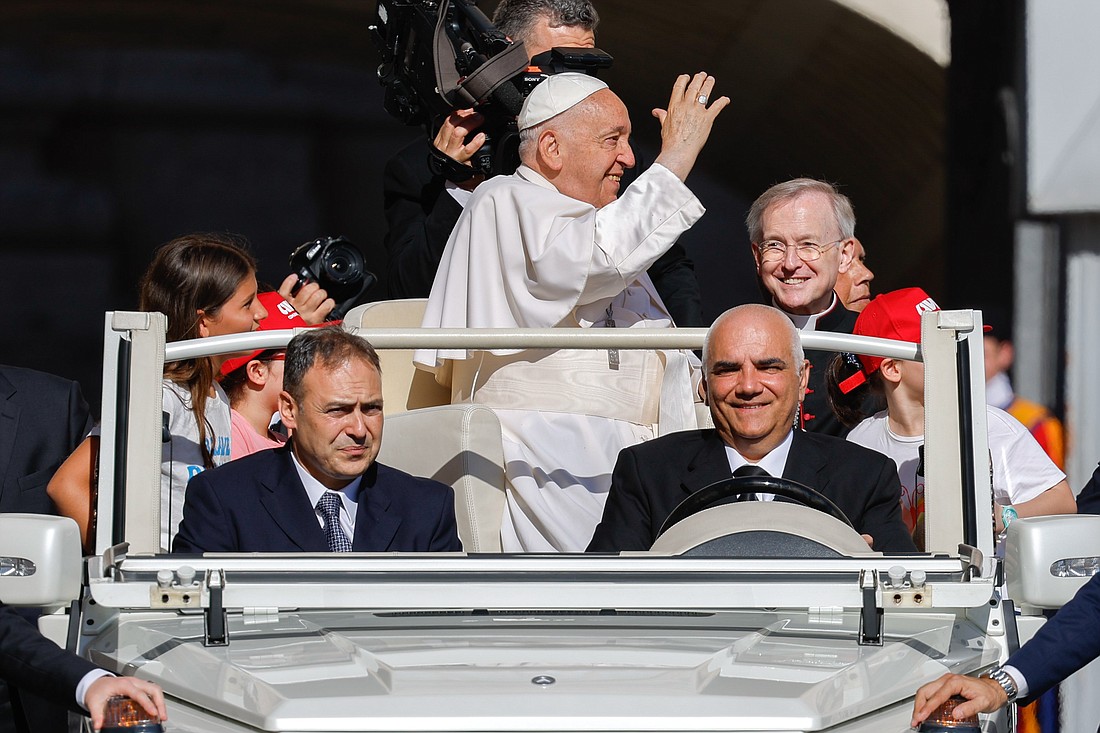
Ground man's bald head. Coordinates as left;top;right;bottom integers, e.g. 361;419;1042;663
701;304;809;460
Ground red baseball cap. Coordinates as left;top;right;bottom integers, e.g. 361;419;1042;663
219;292;310;376
838;287;940;394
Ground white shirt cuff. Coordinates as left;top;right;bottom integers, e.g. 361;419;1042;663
75;669;114;711
1004;664;1029;698
444;180;474;207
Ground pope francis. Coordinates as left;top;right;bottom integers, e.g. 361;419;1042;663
416;71;729;552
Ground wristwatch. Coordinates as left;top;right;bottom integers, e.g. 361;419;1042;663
983;666;1019;703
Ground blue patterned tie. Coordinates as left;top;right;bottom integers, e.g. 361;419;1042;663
317;492;353;552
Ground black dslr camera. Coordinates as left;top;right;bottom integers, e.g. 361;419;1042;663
370;0;612;178
289;236;377;320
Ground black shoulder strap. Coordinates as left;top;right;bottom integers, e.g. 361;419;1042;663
433;0;530;108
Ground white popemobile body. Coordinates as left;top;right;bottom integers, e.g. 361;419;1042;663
2;306;1099;732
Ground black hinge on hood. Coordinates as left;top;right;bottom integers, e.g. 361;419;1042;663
858;569;883;646
203;569;229;647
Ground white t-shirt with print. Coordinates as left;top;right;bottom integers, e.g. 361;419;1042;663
845;411;925;532
160;380;232;551
848;406;1065;534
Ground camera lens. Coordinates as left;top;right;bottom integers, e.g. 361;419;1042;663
321;245;363;285
329;256;350;275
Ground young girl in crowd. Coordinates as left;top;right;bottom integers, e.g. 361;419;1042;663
826;287;1075;550
48;233;267;551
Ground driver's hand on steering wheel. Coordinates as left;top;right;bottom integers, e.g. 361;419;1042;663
861;534;874;548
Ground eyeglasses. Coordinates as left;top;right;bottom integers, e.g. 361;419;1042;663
755;239;844;263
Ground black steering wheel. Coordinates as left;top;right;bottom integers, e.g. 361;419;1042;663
656;475;854;539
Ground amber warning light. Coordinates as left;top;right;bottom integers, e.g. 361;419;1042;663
919;695;981;732
99;695;164;732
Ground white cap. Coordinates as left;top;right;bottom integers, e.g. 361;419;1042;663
517;72;609;131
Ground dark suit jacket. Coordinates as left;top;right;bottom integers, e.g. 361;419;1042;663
1075;461;1100;515
1010;572;1100;708
382;136;705;326
0;367;92;731
0;606;96;714
172;444;461;553
588;428;916;553
0;366;92;515
797;301;858;438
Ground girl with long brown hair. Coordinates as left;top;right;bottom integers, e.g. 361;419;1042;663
49;233;267;551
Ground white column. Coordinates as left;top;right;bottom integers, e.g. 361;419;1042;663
1059;213;1100;733
1063;215;1100;490
1012;220;1060;408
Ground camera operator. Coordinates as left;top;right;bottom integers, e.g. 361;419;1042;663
383;0;705;327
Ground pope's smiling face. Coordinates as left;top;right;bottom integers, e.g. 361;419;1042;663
551;89;636;209
703;307;809;461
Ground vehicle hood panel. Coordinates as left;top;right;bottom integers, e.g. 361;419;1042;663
88;609;987;731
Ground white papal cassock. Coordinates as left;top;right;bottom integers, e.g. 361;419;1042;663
415;162;705;552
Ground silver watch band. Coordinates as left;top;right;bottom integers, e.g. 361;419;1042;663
984;666;1019;703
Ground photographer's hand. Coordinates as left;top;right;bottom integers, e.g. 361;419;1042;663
279;274;336;325
652;72;729;182
433;109;487;192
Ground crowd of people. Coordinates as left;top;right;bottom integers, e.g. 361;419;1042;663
1;0;1094;730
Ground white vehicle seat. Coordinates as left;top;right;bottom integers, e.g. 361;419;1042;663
377;404;506;552
342;299;450;416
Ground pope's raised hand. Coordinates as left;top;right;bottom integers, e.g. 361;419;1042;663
653;72;730;181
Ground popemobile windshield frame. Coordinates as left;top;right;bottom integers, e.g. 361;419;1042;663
59;307;1035;732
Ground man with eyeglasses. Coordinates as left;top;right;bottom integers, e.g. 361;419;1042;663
745;178;861;436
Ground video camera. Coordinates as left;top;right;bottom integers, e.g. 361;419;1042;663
370;0;612;178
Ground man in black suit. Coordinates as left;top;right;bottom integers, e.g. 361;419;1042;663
0;366;92;733
173;327;461;554
588;304;914;553
383;0;704;327
0;606;165;730
0;366;91;515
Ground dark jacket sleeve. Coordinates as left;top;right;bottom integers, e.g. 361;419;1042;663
647;243;704;327
0;606;97;712
1009;572;1100;702
1076;463;1100;515
64;378;93;458
0;368;92;515
172;470;232;554
430;485;463;552
383;139;466;299
587;448;655;552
